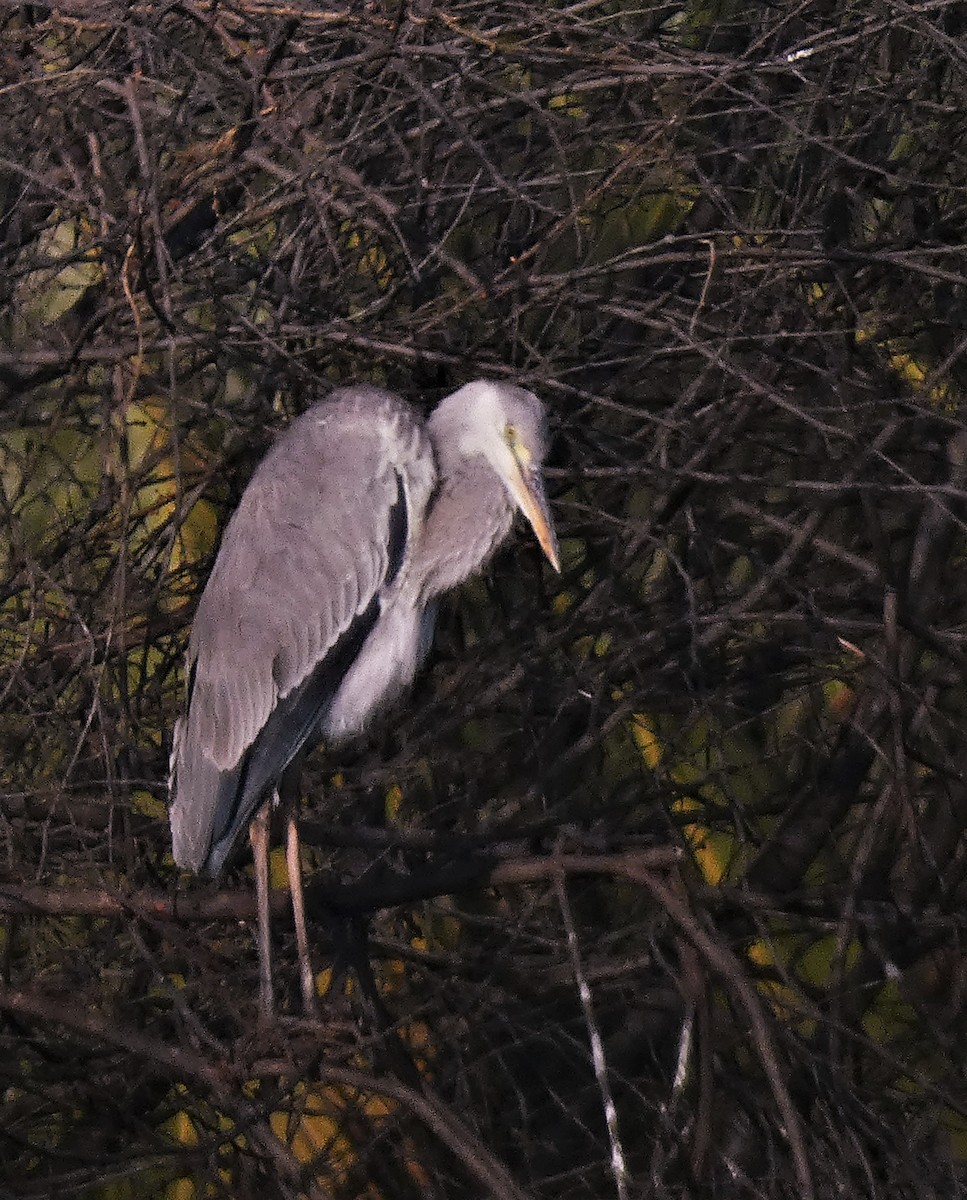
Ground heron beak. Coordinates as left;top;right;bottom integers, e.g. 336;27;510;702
509;461;560;572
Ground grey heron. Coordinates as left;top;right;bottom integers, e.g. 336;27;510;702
169;380;559;1017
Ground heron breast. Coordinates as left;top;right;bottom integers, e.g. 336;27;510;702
321;593;429;743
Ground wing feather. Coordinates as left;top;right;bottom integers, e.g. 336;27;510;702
169;387;436;874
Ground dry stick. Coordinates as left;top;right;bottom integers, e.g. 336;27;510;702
0;982;334;1200
689;238;717;337
555;872;629;1200
2;967;528;1200
727;498;881;584
122;73;172;320
696;419;901;652
311;1065;532;1200
125;920;228;1058
624;867;815;1200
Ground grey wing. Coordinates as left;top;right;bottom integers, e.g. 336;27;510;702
168;387;435;876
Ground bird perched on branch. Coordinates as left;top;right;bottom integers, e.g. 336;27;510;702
169;380;559;1017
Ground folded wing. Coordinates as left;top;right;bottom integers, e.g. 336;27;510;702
169;386;435;875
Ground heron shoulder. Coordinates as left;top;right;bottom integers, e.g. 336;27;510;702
249;386;433;500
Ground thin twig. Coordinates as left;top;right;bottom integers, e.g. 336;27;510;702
555;871;629;1200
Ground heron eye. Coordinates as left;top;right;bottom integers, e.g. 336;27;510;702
505;424;532;465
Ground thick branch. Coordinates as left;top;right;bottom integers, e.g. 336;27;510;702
0;847;682;922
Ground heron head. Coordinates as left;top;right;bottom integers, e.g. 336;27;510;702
430;380;560;571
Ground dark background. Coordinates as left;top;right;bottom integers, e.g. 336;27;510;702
2;3;967;1197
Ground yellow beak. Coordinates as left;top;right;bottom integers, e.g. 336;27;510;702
508;460;560;572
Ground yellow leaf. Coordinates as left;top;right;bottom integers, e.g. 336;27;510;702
630;713;663;768
268;847;289;890
163;1109;198;1148
683;824;731;886
385;783;403;822
747;938;774;968
823;678;854;718
862;979;915;1043
796;933;859;987
593;632;611;657
15;214;103;328
131;789;167;819
165;1178;195;1200
552;589;575;615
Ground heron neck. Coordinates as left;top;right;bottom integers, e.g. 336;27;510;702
410;459;514;600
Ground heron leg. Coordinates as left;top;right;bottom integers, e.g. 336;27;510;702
249;803;273;1022
286;813;318;1017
